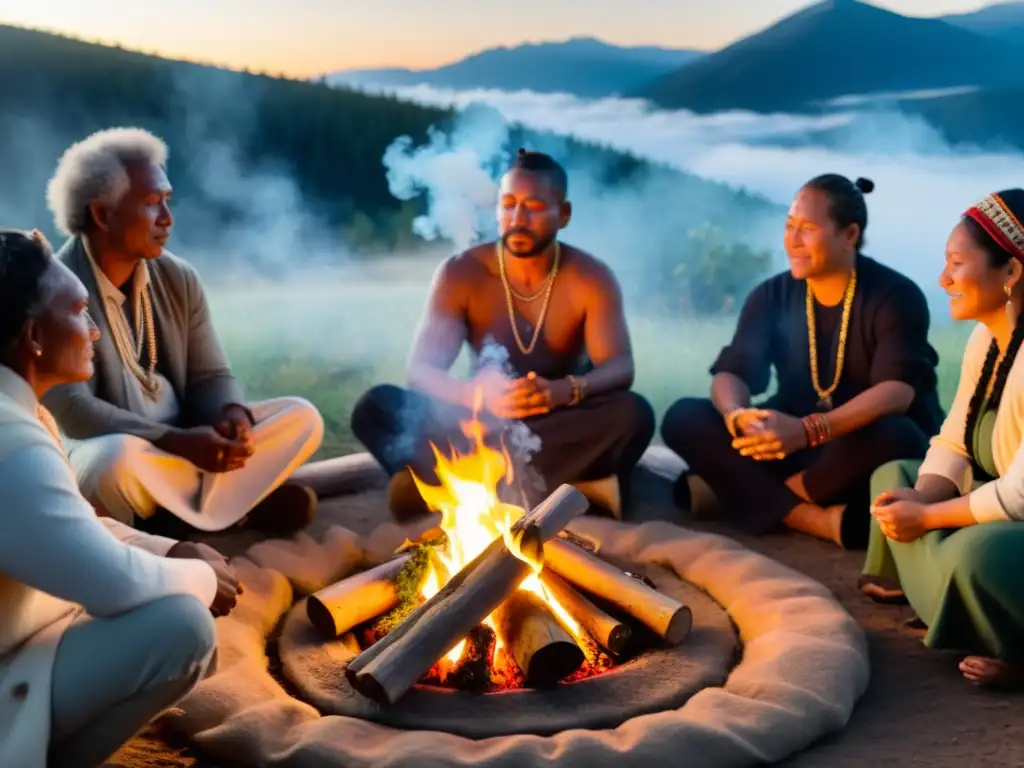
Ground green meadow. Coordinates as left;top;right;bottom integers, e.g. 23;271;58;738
208;258;972;460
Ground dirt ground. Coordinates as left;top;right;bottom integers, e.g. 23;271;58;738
106;465;1024;767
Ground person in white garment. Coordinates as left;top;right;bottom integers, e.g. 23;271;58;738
41;127;324;536
0;228;241;768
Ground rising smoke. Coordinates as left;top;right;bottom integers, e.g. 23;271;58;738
168;67;347;276
0;67;349;279
384;103;511;250
379;97;784;317
4;74;1024;368
4;70;1024;481
373;83;1024;308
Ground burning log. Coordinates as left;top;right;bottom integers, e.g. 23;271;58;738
345;484;589;705
543;538;692;646
539;570;631;655
306;555;412;638
494;588;585;687
442;623;496;692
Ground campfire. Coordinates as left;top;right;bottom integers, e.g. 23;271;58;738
305;392;692;706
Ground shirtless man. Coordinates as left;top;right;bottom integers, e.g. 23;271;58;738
350;149;655;520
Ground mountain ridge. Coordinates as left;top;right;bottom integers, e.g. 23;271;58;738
328;36;704;98
939;1;1024;44
635;0;1024;114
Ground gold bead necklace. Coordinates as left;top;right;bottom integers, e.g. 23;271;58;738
806;267;856;411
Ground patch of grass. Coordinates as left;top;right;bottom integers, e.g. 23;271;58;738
208;265;972;458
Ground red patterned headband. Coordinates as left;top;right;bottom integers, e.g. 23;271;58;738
964;193;1024;261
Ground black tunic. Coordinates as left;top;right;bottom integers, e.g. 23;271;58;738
709;254;944;435
660;255;943;540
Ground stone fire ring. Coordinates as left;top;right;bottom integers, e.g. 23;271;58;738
166;494;869;767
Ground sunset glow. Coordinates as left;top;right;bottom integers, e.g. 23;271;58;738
0;0;989;77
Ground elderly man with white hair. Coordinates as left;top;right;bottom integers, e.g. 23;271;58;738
42;127;324;536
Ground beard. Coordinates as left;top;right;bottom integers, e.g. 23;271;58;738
501;228;555;259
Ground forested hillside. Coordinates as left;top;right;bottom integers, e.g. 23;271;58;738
0;25;449;253
0;25;780;310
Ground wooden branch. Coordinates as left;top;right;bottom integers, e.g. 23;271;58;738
306;555;411;638
494;588;584;687
346;484;589;705
542;538;692;646
539;570;631;655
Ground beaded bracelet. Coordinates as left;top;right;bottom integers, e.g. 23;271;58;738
802;413;832;448
567;375;587;406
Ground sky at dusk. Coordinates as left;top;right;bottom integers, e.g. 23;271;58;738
0;0;996;76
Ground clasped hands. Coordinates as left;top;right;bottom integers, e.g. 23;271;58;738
476;369;572;420
160;404;255;474
727;407;807;461
869;488;928;543
165;541;243;618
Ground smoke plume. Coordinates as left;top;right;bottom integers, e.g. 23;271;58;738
371;83;1024;304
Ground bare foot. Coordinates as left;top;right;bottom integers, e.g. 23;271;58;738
784;472;812;503
959;656;1024;689
859;579;908;604
783;502;846;547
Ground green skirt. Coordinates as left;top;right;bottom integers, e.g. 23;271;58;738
863;459;1024;662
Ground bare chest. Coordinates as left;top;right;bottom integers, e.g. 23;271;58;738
465;279;586;375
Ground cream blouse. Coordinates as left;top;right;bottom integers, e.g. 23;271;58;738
918;323;1024;522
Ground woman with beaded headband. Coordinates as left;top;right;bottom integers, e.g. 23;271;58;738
662;174;944;548
863;189;1024;689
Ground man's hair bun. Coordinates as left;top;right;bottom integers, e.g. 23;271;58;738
855;177;875;194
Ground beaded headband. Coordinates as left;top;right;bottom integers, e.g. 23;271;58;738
964;193;1024;261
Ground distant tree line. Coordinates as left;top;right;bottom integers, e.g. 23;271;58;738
0;25;782;314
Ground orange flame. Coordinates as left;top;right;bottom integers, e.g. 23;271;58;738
411;387;585;673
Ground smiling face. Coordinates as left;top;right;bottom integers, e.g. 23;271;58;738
939;219;1020;322
783;186;859;280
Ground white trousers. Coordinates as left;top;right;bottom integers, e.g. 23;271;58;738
67;397;324;532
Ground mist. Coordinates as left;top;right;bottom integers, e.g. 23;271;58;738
368;82;1024;314
380;97;785;318
167;67;352;277
0;67;352;280
4;72;1024;386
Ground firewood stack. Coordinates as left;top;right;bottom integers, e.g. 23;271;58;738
305;484;693;705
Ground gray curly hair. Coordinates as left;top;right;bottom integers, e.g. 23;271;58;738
46;127;169;236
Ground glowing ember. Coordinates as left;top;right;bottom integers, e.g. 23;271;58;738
409;387;591;680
